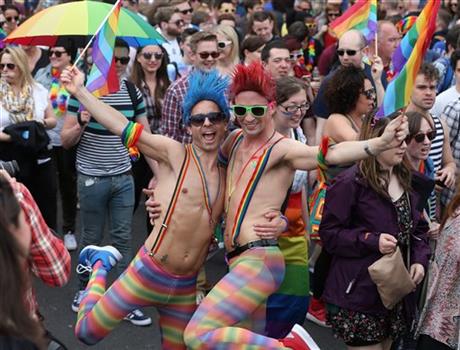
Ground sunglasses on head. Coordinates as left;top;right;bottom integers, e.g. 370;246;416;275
231;105;268;118
142;52;163;60
361;88;376;99
217;41;232;49
48;50;67;58
0;63;15;70
408;130;436;143
198;51;220;59
5;16;19;22
189;112;226;126
176;8;193;15
337;48;360;56
114;56;130;65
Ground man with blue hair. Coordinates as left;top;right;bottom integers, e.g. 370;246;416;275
60;66;284;349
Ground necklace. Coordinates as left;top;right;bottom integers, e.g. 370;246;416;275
226;129;276;211
190;144;221;226
49;67;69;117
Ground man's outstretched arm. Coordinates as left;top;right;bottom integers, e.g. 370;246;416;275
60;67;181;164
284;115;409;171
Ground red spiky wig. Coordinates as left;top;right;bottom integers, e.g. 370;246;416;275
229;61;276;103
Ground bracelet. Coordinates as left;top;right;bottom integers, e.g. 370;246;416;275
280;214;289;232
364;142;376;157
121;121;144;161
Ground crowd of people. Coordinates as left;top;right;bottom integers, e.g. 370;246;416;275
0;0;460;350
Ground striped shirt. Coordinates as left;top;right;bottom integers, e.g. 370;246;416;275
428;113;445;219
67;80;146;176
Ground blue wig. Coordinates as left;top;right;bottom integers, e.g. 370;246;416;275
182;69;230;125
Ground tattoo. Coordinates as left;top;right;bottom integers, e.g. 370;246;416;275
160;254;168;263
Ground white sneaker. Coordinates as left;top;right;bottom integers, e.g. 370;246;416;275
64;232;77;251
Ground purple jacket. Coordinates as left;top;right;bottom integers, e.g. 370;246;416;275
319;165;431;315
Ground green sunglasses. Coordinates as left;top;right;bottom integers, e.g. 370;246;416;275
231;105;269;118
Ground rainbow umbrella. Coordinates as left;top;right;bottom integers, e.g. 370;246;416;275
4;0;164;47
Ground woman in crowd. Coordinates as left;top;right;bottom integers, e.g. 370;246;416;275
0;46;57;230
130;44;169;219
319;114;430;350
314;3;340;48
2;5;20;36
241;35;265;66
0;176;46;350
215;24;240;76
265;76;311;338
405;111;438;221
415;183;460;350
307;65;377;327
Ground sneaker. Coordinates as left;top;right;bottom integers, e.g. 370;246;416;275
306;297;330;327
280;324;320;350
64;231;77;251
71;290;85;313
124;309;152;326
76;245;122;274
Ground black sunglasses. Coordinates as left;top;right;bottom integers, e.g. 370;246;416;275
327;12;340;18
198;51;220;59
49;50;67;58
171;19;185;27
189;112;226;126
337;48;360;56
114;56;130;65
408;131;436;143
176;8;193;15
222;8;235;13
0;63;16;70
142;52;163;60
361;88;376;99
5;16;19;22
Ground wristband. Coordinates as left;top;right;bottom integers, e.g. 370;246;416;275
77;113;87;127
280;214;289;232
364;142;375;157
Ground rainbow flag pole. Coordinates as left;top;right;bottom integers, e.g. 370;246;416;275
376;0;440;118
71;0;122;70
329;0;377;42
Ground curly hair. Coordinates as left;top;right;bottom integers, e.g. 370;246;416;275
324;66;367;115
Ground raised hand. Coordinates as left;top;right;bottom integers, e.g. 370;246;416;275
380;114;409;149
60;66;85;95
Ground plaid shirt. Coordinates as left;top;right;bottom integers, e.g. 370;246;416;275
12;180;71;316
142;82;161;134
441;98;460;205
160;75;192;144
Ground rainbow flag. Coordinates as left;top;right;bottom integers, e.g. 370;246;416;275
329;0;377;42
86;0;121;97
377;0;440;118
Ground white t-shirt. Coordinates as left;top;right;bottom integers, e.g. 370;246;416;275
0;82;48;131
431;85;460;118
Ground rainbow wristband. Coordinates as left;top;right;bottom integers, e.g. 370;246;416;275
121;121;144;161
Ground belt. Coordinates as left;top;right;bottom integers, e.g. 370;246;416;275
226;239;278;260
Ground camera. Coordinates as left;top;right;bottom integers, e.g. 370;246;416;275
0;160;20;176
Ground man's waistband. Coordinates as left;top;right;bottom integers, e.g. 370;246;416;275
226;239;278;260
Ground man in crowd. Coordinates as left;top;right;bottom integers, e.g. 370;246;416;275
61;39;153;326
432;49;460;118
261;40;292;79
373;20;400;81
249;11;279;43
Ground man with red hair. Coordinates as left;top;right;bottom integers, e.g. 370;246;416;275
183;61;410;350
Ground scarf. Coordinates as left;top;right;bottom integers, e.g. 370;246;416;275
0;78;34;124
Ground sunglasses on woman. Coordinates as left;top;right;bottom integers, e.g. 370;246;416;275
142;52;163;61
361;88;376;99
189;112;226;126
231;105;268;118
5;16;19;22
217;41;232;49
48;50;67;58
408;130;436;143
198;51;220;59
0;63;15;70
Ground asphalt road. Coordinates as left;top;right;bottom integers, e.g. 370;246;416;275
35;203;346;350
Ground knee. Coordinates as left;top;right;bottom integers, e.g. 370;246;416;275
183;323;202;349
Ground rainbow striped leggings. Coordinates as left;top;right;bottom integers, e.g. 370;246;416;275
184;246;289;349
75;245;197;349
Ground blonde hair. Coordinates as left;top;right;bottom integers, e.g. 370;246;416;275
215;24;240;66
0;46;34;88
